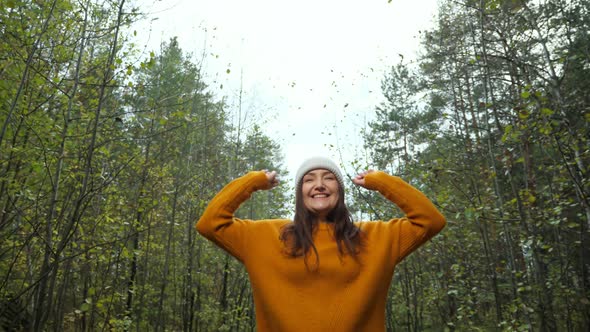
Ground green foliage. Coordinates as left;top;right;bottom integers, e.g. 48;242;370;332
359;0;590;330
0;2;289;331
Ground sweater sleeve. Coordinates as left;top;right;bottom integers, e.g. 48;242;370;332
363;171;446;264
195;171;269;262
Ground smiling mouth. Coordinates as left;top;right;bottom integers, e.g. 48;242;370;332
311;194;329;198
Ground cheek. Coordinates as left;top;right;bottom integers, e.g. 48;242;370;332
331;194;339;205
301;192;313;207
301;183;310;193
330;184;340;196
330;186;340;204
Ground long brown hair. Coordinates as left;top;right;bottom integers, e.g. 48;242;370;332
279;180;363;268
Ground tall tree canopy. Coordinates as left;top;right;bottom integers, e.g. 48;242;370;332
0;1;289;331
359;0;589;330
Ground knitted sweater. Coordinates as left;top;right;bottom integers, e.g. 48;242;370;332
196;171;446;332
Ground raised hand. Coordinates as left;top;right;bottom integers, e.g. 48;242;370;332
263;170;279;189
352;170;375;189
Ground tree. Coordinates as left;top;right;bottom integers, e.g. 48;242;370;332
0;2;292;330
359;0;590;330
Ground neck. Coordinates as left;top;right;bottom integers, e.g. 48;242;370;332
314;215;332;223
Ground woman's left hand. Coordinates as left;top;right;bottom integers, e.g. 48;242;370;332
352;170;375;189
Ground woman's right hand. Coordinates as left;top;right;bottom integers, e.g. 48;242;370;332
262;170;279;189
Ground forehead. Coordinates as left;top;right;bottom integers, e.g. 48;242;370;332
303;169;334;177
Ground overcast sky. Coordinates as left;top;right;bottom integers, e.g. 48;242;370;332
133;0;439;185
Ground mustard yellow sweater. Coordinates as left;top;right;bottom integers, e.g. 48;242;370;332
196;171;446;332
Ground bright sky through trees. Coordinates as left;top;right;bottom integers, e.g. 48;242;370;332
134;0;439;180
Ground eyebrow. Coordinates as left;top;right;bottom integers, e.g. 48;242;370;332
304;170;334;178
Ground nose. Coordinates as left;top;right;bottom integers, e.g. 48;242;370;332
313;179;326;190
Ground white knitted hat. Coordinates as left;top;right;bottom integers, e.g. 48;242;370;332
294;156;345;189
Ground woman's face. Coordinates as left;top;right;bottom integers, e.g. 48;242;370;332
301;169;340;219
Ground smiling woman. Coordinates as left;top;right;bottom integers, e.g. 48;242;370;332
196;156;446;331
297;158;344;219
281;157;363;268
301;169;340;217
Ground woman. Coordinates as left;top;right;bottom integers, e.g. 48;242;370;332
196;156;446;331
